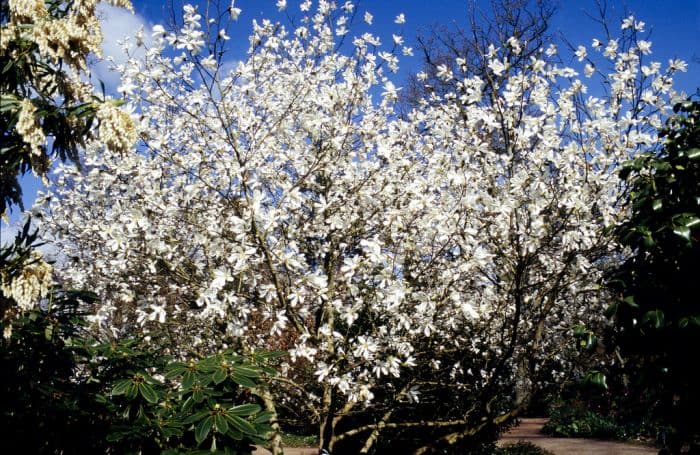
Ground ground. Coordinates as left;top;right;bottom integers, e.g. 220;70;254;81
497;418;656;454
254;418;659;454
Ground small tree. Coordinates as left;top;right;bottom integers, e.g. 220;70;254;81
39;2;688;453
609;95;700;453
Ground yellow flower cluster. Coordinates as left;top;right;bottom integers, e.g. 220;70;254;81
15;99;48;173
6;0;132;70
1;0;137;162
96;102;137;154
1;252;53;314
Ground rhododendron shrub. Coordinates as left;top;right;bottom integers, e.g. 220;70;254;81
39;1;686;452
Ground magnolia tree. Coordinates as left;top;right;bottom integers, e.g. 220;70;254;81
38;1;686;452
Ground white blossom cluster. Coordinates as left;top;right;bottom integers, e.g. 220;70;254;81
39;1;685;414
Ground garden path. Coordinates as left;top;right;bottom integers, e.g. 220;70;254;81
497;417;658;454
253;417;659;454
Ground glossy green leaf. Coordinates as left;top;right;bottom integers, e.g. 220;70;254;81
256;350;287;360
214;414;229;434
111;379;132;396
182;396;195;413
604;303;618;318
684;216;700;228
125;382;139;399
212;368;228;384
225;414;257;435
232;366;260;378
139;383;159;404
183;410;209;425
623;295;639;308
195;416;214;444
165;362;187;379
253;411;275;424
181;370;196;390
192;388;205;403
229;404;261;416
230;373;256;388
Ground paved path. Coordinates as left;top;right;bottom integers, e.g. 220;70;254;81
254;418;659;454
498;417;658;454
253;446;314;455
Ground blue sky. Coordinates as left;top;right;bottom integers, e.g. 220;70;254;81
2;0;698;239
127;0;699;88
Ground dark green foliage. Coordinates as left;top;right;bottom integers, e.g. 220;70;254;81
542;402;626;440
0;288;107;454
0;296;275;454
609;94;700;453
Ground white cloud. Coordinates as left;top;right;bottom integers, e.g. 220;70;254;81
1;220;21;247
92;4;152;95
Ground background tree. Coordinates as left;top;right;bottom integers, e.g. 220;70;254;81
1;0;136;325
609;95;700;454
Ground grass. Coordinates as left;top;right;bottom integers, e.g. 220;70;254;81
496;442;555;455
278;433;319;448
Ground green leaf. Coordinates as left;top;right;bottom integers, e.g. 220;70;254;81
125;382;139;399
214;414;229;434
230;373;256;388
182;396;195;413
260;365;277;376
226;428;244;441
195;416;214;444
112;379;132;396
253;411;274;424
584;371;608;389
643;309;665;329
225;414;257;435
229;404;261;417
684;216;700;229
183;410;209;425
623;295;639;308
604;303;618;318
139;383;159;404
181;370;196;390
652;199;663;211
232;366;260;378
212;367;228;384
165;362;187;379
192;388;205;403
686;148;700;160
256;350;287;360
